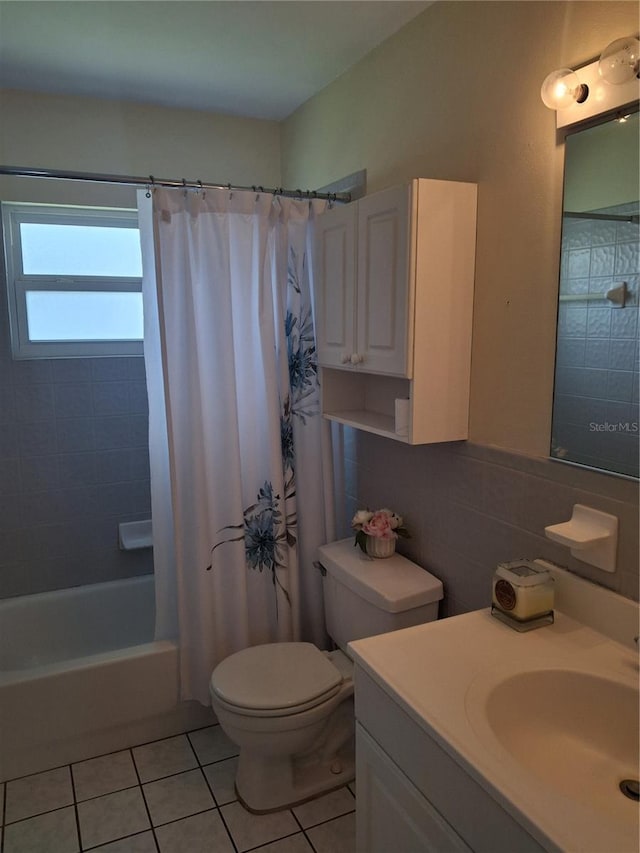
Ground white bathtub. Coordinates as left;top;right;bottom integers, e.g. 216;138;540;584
0;575;213;782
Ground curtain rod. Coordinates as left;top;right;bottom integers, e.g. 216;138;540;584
0;165;351;203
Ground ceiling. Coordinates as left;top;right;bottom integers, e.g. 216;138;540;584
0;1;431;120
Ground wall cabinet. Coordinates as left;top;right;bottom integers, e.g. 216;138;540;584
314;179;477;444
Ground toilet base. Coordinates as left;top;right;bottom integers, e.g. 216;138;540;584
235;739;355;814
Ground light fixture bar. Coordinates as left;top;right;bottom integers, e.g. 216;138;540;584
555;57;639;129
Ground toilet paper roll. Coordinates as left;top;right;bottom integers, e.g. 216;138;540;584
395;398;410;436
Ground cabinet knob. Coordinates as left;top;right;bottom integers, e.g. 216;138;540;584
340;353;351;364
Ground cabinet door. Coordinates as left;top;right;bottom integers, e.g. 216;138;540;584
356;724;471;853
314;203;356;369
356;184;412;377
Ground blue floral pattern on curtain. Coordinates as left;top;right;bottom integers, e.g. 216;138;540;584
207;246;319;616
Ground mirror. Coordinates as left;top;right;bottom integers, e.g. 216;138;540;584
551;111;639;479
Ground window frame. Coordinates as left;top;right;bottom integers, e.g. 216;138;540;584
2;202;144;359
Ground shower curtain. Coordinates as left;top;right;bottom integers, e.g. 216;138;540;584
139;188;335;704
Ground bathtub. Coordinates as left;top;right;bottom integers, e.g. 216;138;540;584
0;575;213;782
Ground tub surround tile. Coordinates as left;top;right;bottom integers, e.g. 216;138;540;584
292;787;356;828
220;801;299;852
187;725;239;765
77;786;150;849
88;830;157;852
155;809;234;853
72;750;139;802
142;768;215;826
5;766;74;824
202;757;239;805
133;735;197;783
305;811;356;853
3;805;79;853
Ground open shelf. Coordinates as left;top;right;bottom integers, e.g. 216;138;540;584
323;409;408;442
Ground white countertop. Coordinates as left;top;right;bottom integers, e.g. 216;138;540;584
349;607;640;853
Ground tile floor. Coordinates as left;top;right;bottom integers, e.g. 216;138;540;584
0;725;356;853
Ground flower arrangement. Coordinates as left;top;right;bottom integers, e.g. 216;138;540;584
352;508;410;554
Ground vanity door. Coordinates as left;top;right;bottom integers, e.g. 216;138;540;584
356;724;471;853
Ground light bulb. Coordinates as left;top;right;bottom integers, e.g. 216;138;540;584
540;68;589;110
599;36;640;85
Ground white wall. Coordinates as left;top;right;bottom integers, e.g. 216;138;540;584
281;0;638;458
0;88;281;208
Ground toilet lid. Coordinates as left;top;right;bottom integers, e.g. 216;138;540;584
211;642;343;712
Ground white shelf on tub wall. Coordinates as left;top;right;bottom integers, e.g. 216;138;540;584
118;520;153;550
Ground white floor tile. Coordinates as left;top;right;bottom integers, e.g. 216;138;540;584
155;809;235;853
90;830;157;852
306;811;356;853
77;786;150;849
292;787;355;828
133;735;198;782
5;766;74;823
202;757;238;805
72;750;138;802
252;833;315;853
188;726;239;764
220;801;299;852
3;806;79;853
143;769;215;826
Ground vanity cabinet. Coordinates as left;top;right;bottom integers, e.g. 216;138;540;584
314;178;477;444
354;667;546;853
357;723;471;853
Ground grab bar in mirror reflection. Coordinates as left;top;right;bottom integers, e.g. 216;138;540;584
559;281;629;307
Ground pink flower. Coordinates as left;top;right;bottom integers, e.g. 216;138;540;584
363;511;397;540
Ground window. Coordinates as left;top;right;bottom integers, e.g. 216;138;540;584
2;202;144;358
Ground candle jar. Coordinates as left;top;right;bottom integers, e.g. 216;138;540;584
491;560;554;631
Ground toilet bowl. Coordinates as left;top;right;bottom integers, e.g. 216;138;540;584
210;642;355;812
209;538;443;812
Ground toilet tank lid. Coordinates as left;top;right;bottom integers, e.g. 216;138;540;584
318;539;443;613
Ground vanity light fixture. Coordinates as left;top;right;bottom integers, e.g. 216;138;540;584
541;34;640;129
598;36;640;85
540;68;589;110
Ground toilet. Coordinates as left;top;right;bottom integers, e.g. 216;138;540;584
209;538;443;812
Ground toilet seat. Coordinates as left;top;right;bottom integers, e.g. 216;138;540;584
210;642;344;717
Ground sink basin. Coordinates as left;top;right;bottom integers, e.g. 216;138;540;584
465;664;640;838
482;669;639;817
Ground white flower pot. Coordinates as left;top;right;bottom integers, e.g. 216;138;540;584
365;536;396;559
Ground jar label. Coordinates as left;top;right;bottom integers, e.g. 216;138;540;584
495;579;517;611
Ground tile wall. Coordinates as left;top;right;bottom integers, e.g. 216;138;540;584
336;428;639;616
553;202;639;477
0;285;153;599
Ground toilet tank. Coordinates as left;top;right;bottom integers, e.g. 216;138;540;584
318;539;443;649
